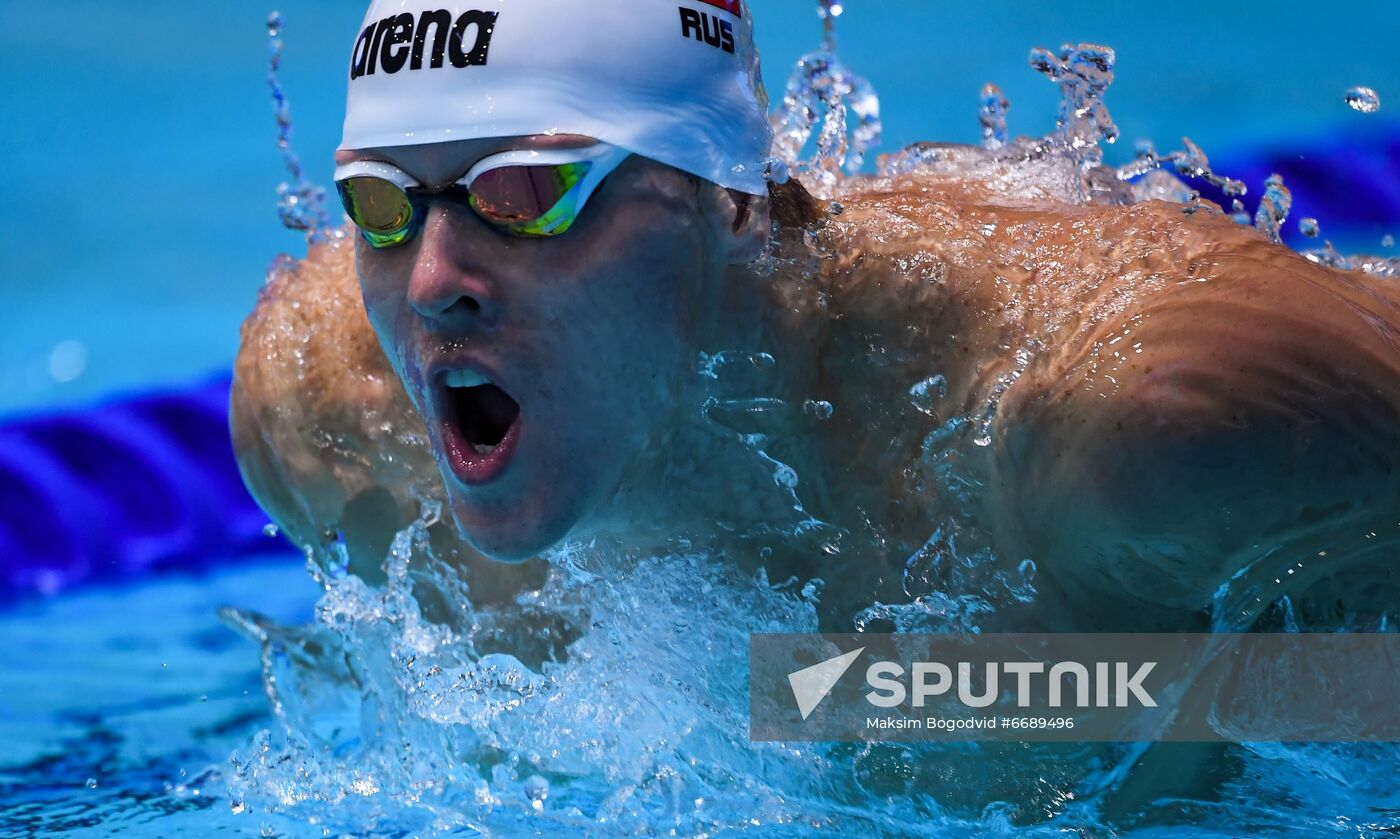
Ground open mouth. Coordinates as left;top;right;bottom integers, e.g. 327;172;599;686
441;369;522;485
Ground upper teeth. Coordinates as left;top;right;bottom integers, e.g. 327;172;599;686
445;369;491;388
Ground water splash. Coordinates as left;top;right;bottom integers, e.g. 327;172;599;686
1344;85;1381;114
817;0;843;50
769;0;882;196
220;10;1400;835
1029;43;1119;153
1115;137;1246;201
1253;173;1293;243
1300;243;1400;278
874;42;1134;206
267;12;335;244
978;84;1010;149
907;374;948;417
221;501;915;835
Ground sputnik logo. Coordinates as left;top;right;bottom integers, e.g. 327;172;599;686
788;647;865;720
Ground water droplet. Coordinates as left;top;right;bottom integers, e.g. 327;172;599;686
1230;199;1250;225
978;83;1010;149
803;399;834;420
1344;86;1381;114
1029;43;1119;150
1298;217;1320;238
763;157;791;185
1383;234;1395;249
818;0;844;21
85;777;98;789
1253;173;1293;244
230;798;247;814
908;375;948;416
267;15;332;243
770;5;882;191
262;523;280;538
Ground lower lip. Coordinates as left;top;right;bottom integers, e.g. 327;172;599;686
440;409;522;487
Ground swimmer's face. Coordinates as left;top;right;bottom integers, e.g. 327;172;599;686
343;135;768;560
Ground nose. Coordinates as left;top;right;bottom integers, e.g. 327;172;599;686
406;207;501;332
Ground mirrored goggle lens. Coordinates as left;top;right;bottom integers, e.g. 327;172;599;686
338;177;416;248
469;161;593;236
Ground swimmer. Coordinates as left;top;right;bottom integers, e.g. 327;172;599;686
233;0;1400;636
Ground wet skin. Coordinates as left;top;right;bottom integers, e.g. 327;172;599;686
235;135;781;570
233;139;1400;634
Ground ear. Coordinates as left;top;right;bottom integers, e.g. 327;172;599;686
710;187;772;265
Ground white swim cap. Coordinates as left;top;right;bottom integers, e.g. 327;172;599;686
339;1;772;195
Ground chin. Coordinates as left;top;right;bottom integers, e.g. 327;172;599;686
444;489;582;563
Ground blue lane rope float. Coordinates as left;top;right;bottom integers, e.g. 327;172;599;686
0;375;286;600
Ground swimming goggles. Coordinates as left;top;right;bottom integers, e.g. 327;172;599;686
333;143;631;248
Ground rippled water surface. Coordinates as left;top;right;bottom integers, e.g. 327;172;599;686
0;557;316;837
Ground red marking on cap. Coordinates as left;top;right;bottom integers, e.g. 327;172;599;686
696;0;742;16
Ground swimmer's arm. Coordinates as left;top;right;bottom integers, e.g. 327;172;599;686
993;251;1400;626
230;238;437;573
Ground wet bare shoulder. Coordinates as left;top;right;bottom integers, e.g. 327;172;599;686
231;231;435;551
992;220;1400;624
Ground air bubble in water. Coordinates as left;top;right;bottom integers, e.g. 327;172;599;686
1299;217;1320;238
803;399;835;420
1383;234;1395;249
1344;86;1381;114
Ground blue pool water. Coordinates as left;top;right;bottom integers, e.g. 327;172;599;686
4;1;1400;835
0;558;317;836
